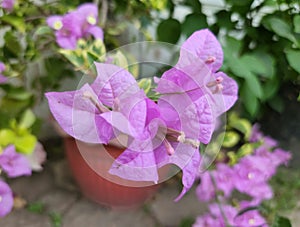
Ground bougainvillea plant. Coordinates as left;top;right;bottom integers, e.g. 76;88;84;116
46;28;238;200
193;116;291;227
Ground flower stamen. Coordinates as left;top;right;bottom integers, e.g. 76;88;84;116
83;91;109;113
205;56;216;64
163;139;175;156
206;76;224;94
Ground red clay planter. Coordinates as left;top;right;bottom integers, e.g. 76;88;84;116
63;137;161;209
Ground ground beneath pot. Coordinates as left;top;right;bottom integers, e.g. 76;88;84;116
0;156;206;227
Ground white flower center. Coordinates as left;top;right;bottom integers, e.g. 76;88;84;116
249;218;255;225
53;21;63;30
248;172;254;179
87;15;96;25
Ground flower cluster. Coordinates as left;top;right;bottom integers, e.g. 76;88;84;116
0;114;47;217
194;124;291;227
46;29;238;200
47;3;103;50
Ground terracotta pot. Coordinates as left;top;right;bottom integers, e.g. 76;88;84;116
63;137;161;209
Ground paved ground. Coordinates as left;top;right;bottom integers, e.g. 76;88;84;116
0;157;206;227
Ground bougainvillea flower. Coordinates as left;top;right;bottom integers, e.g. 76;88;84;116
0;145;31;178
0;62;7;84
0;180;13;217
89;64;201;197
47;3;103;49
156;29;238;119
46;83;114;144
233;155;273;202
214;163;235;197
1;0;15;11
180;29;223;73
196;170;215;202
234;209;267;227
76;3;103;39
47;13;82;49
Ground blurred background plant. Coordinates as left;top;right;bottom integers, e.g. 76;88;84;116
150;0;300;119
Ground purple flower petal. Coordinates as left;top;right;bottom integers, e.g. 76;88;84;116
196;170;215;202
55;33;78;50
180;29;223;72
46;84;113;144
91;63;140;107
77;3;98;25
46;15;63;30
109;148;159;183
0;145;31;178
85;26;104;40
234;209;267;227
1;0;15;11
174;149;201;201
0;180;13;217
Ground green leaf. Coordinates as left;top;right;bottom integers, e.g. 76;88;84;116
126;53;139;79
215;10;235;30
19;109;36;129
242;54;268;75
157;18;181;44
227;151;238;165
1;15;26;33
245;75;263;99
59;49;85;68
293;15;300;33
182;13;208;37
237;143;253;157
223;36;242;58
15;134;37;155
5;87;32;101
185;0;202;12
222;131;240;148
241;85;259;117
264;17;297;44
34;26;52;36
227;57;252;78
138;78;152;94
112;51;129;69
272;215;292;227
0;129;16;147
4;32;22;56
252;51;276;79
229;117;252;140
285;49;300;73
262;78;280;101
